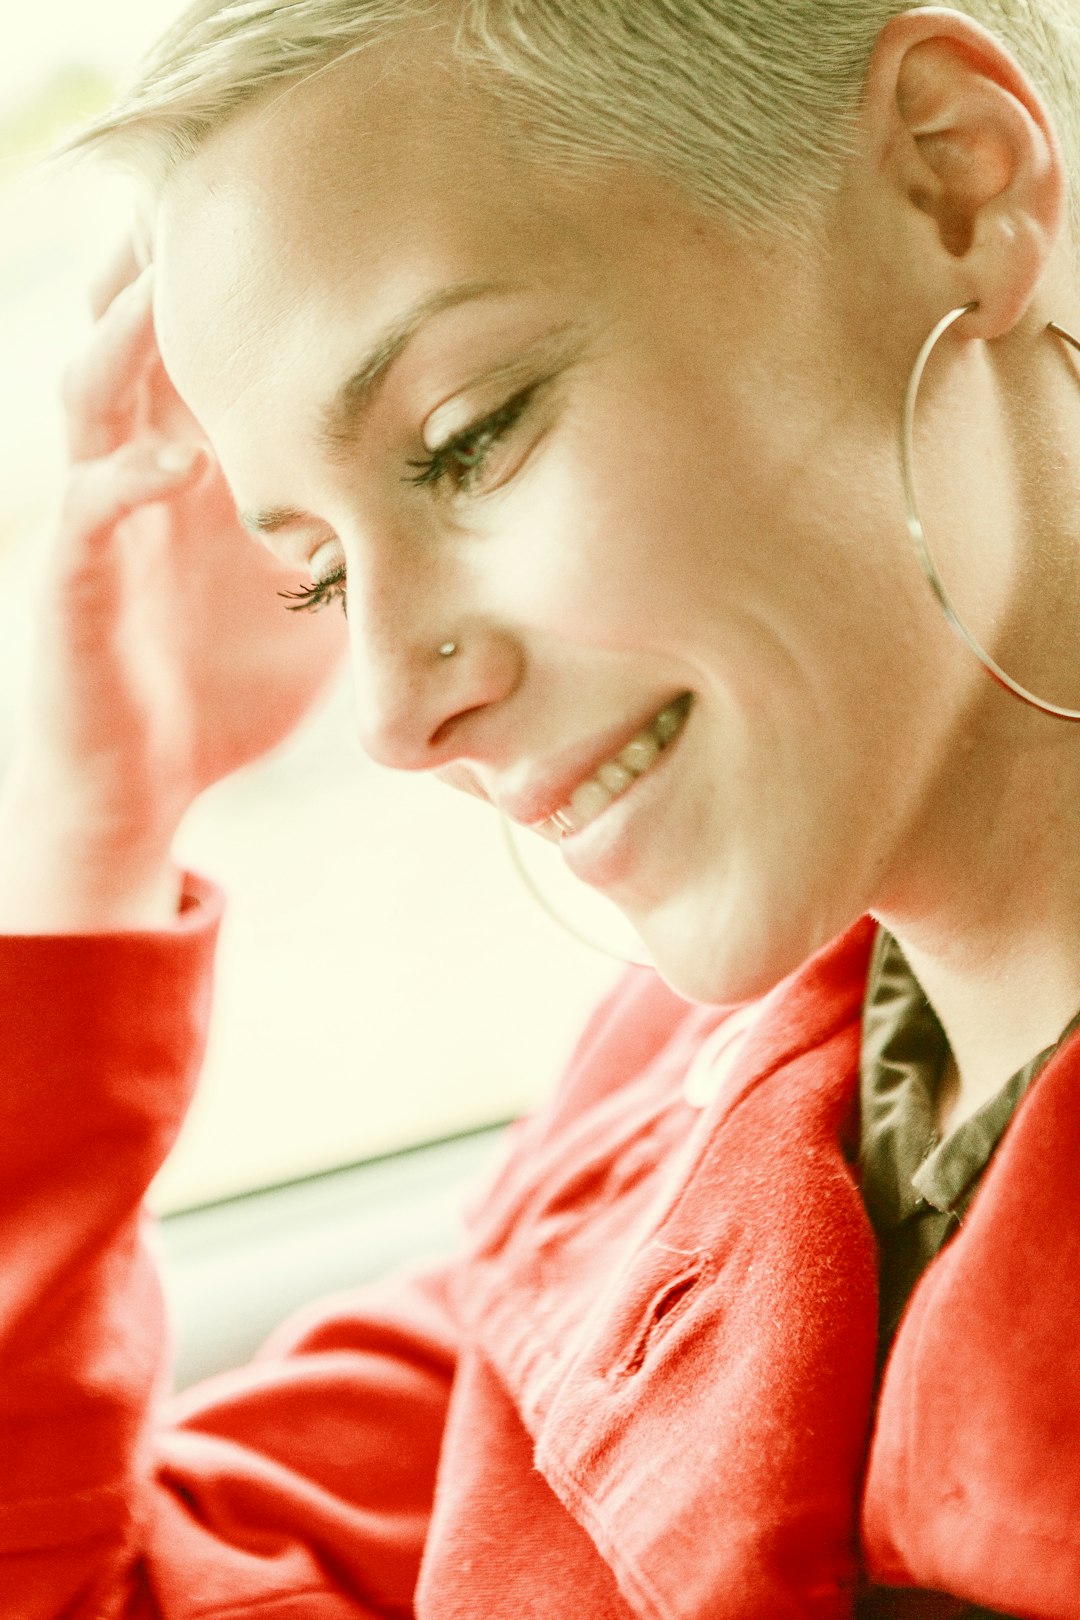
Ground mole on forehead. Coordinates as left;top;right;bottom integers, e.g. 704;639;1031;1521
238;277;520;537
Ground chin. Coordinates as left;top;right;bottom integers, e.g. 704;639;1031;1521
637;877;853;1009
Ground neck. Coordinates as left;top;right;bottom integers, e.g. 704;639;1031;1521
876;285;1080;1137
879;688;1080;1137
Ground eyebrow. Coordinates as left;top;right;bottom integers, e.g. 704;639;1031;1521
240;279;514;538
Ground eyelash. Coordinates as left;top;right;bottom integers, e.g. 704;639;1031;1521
279;568;347;616
280;385;537;616
404;384;537;493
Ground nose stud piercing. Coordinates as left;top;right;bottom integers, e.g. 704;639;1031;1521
438;641;458;659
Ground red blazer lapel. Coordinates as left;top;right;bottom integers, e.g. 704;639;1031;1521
466;920;881;1619
864;1024;1080;1616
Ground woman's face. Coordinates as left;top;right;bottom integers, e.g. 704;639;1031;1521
153;38;967;1002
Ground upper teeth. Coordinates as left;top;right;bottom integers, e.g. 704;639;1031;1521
550;695;692;836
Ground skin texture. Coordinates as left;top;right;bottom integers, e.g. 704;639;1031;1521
0;240;347;927
7;11;1080;1136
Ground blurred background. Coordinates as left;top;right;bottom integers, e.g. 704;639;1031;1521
0;2;629;1213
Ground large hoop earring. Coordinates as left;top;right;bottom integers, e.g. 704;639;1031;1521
902;303;1080;722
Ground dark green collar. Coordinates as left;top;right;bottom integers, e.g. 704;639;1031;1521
859;929;1079;1232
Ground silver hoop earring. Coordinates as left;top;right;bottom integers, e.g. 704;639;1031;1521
902;303;1080;722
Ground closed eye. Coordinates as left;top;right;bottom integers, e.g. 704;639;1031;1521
279;565;347;616
404;383;539;496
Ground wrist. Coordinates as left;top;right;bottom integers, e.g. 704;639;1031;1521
0;760;187;933
0;843;185;933
0;858;185;934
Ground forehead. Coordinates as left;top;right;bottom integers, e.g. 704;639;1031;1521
151;37;581;423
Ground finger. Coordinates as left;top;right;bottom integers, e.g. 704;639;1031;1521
56;441;206;576
63;268;157;462
87;235;146;322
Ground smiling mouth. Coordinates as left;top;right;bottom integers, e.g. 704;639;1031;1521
545;693;694;837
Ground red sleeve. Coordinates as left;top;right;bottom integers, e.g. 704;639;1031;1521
0;876;458;1619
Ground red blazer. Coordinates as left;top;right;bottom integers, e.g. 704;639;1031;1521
0;877;1077;1618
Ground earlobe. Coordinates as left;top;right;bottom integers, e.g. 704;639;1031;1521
861;12;1068;340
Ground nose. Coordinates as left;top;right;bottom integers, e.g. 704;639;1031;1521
346;565;522;771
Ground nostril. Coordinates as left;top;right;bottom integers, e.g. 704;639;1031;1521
429;705;491;752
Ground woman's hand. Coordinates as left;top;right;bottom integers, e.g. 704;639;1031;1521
0;243;348;931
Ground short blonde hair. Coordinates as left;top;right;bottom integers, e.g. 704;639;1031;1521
73;0;1080;242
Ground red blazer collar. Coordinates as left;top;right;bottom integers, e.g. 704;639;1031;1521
863;1012;1080;1614
465;917;880;1619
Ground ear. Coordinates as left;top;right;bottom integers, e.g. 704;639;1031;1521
856;7;1069;340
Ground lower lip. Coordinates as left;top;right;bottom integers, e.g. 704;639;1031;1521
555;702;693;890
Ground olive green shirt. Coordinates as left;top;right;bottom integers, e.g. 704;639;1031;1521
856;927;1080;1620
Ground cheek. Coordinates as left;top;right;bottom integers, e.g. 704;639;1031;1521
480;421;742;656
485;366;914;735
493;451;837;716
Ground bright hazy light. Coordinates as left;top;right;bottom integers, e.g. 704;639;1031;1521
4;2;184;105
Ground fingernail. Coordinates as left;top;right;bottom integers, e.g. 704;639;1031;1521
155;443;200;474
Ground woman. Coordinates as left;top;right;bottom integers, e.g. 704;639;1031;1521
1;0;1079;1613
